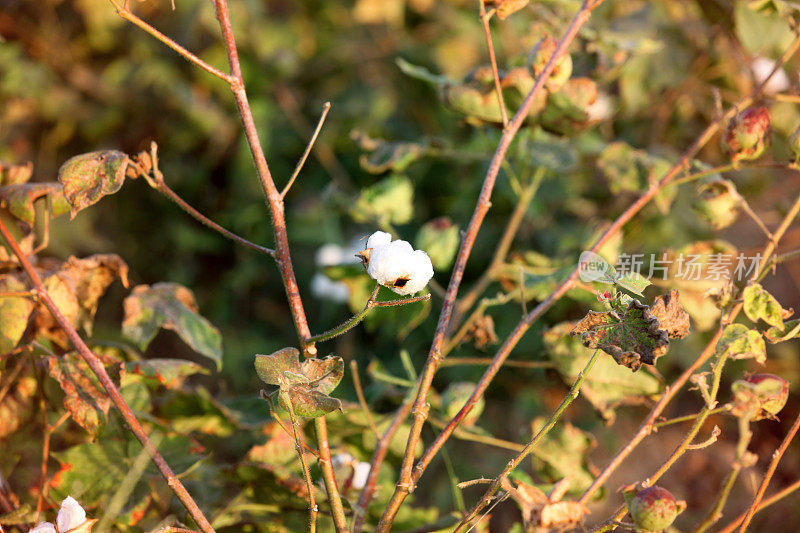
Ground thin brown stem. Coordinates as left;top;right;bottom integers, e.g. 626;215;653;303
718;477;800;533
280;102;331;200
376;4;596;528
478;0;508;127
351;360;379;439
0;217;216;533
352;401;414;533
280;391;318;533
108;0;234;84
737;410;800;532
155;179;275;256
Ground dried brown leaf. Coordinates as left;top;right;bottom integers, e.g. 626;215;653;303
650;289;691;339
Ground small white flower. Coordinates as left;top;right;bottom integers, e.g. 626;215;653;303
30;523;57;533
360;232;434;296
351;461;371;490
56;496;87;533
751;56;790;95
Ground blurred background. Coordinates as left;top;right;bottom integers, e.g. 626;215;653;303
2;0;800;530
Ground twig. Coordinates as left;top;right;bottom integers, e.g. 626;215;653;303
717;478;800;533
306;285;430;346
351;360;380;438
108;0;234;84
148;163;276;257
281;102;331;200
376;4;596;526
35;410;70;521
352;401;414;533
280;390;318;533
694;416;752;533
737;410;800;532
454;349;602;531
478;0;508;127
0;217;217;533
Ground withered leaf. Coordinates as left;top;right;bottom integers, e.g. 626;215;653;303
650;289;691;339
34;254;129;345
570;300;669;371
540;501;590;527
0;182;71;225
46;352;113;439
0;275;35;353
58;150;130;218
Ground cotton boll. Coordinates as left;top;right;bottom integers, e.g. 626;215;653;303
331;452;355;469
366;231;392;249
311;273;350;303
29;523;57;533
751;56;790;95
351;461;371;490
56;496;86;532
315;244;346;267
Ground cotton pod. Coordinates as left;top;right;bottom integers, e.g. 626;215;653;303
359;231;434;295
29;524;57;533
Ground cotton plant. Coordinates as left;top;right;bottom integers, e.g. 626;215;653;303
30;496;95;533
358;231;434;295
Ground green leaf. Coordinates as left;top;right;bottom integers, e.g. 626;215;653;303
615;271;651;297
441;382;484;425
529;128;579;172
50;441;128;504
121;358;210;389
544;322;661;421
0;182;71;225
765;318;800;343
734;0;795;56
717;324;767;363
0;276;34;353
122;282;223;370
351;175;414;226
46;352;112;439
281;388;342;418
743;283;789;329
255;347;301;386
415;217;460;270
570;299;670;370
529;418;597;495
57;150;130;218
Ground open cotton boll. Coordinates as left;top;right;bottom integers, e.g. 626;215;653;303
56;496;87;533
365;239;433;295
351;461;371;490
366;230;392;249
751;56;790;95
29;523;57;533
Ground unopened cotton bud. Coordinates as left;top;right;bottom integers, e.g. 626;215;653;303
732;373;789;420
627;486;686;532
723;106;770;162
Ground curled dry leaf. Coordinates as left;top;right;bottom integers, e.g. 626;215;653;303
502;477;589;529
570;299;669;371
58;150;130;218
34;254;129;345
650;289;691;339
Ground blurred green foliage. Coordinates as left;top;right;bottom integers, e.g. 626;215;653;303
2;0;800;531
